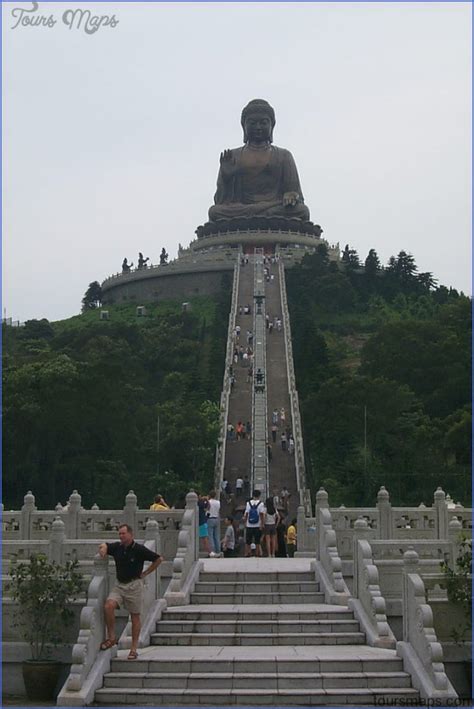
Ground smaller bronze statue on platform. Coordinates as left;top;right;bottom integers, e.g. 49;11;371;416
160;248;169;266
122;258;133;273
137;252;150;270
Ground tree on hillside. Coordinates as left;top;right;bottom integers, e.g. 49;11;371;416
364;249;381;277
82;281;102;311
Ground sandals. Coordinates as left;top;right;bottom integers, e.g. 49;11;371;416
127;649;138;660
100;638;117;651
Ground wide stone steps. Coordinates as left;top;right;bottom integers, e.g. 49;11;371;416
94;560;420;705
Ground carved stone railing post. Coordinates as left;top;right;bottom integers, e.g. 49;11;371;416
165;491;201;606
145;519;162;598
396;546;457;700
296;505;306;551
433;487;448;540
123;490;138;531
447;516;463;564
376;486;392;539
66;490;82;539
59;554;112;704
20;491;36;539
349;519;395;648
49;517;66;564
314;489;350;605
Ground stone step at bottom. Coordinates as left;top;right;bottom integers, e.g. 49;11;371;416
95;687;420;705
103;670;413;690
150;631;366;646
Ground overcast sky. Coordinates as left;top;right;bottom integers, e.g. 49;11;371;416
3;1;471;323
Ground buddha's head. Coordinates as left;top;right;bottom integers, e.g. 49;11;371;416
241;99;275;144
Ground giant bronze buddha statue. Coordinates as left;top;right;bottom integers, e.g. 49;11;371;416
208;99;310;223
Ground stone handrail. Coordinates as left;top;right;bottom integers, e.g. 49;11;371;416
63;555;109;691
3;490;185;541
251;250;268;496
314;498;350;605
164;492;200;606
297;487;471;558
214;258;241;493
101;253;236;288
278;257;310;514
58;519;164;705
349;521;396;648
396;548;458;700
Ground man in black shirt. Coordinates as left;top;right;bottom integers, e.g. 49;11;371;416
99;524;162;659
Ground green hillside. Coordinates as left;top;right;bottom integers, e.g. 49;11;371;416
2;283;231;509
285;244;471;506
3;250;470;511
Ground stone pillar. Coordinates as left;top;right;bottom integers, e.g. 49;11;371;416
66;490;82;539
448;516;463;566
145;518;161;554
20;491;36;539
123;490;138;531
50;517;66;564
376;486;392;540
352;516;371;597
93;553;109;584
297;505;306;552
145;519;161;598
433;487;448;540
315;487;329;512
185;491;199;561
402;546;419;642
314;489;329;561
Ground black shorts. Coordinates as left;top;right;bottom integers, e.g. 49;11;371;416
246;527;262;545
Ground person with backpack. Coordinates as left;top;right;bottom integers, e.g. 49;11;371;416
243;489;265;557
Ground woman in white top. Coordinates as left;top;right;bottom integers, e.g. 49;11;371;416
263;497;280;558
207;490;221;556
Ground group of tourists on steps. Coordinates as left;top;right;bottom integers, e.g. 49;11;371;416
197;488;296;559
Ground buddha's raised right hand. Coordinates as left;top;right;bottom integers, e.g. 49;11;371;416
219;149;237;178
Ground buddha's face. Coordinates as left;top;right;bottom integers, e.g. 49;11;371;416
244;112;273;144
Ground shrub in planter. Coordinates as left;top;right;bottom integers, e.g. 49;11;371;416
7;553;83;700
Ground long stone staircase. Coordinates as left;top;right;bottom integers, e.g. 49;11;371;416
94;559;419;706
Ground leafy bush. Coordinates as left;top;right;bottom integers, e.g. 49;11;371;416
8;554;84;660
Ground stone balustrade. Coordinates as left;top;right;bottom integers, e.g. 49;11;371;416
314;489;350;604
396;547;458;700
252;250;269;496
278;256;311;513
301;486;471;556
348;518;396;649
164;491;201;606
58;520;163;706
2;490;184;562
214;259;240;492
